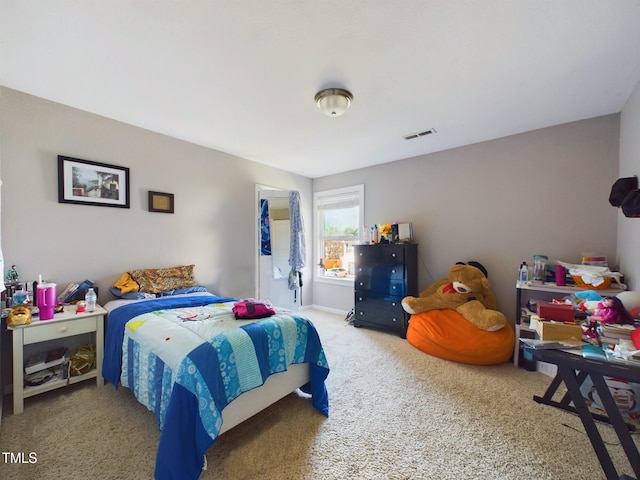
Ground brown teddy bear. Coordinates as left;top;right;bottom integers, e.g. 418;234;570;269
401;261;507;331
7;305;32;328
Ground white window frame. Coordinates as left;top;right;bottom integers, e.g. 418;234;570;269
313;184;364;285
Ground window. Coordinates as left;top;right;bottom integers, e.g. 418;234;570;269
314;185;364;283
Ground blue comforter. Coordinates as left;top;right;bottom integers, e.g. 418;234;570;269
102;294;330;480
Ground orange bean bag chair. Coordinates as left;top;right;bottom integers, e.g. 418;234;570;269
407;309;515;365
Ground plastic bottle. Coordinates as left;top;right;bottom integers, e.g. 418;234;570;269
519;262;529;282
85;287;97;312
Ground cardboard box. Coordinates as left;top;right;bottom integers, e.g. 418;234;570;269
537;302;575;322
530;315;582;341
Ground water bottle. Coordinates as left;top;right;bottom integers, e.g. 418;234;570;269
519;262;529;282
85;287;97;312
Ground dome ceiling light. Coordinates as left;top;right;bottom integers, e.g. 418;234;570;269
314;88;353;117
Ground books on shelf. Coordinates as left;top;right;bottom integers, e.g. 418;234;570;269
599;323;635;339
56;282;79;304
582;255;608;267
24;347;69;375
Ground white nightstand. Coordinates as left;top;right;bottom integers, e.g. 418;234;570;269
10;304;106;414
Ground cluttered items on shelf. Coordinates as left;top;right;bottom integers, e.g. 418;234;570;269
520;338;583;350
517;255;626;290
524;286;640;364
24;347;70;386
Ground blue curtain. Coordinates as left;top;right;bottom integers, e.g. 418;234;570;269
260;199;271;256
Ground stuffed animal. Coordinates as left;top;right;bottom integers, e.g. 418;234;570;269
593;296;635;325
617;291;640;318
7;305;32;328
401;261;507;331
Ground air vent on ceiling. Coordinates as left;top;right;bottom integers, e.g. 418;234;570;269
404;128;436;140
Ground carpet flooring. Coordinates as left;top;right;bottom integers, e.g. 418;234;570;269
0;309;638;479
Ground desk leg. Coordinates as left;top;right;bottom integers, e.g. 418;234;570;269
12;329;24;414
591;373;640;479
533;370;634;430
559;365;620;480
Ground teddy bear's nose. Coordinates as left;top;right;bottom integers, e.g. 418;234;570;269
452;281;471;294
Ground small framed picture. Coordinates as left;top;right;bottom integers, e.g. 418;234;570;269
148;191;174;213
58;155;130;208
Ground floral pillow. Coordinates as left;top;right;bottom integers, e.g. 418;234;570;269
128;264;197;294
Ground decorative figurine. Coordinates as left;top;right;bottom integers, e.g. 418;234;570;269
6;264;19;284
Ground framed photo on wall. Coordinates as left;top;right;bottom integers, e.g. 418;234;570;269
148;191;175;213
58;155;130;208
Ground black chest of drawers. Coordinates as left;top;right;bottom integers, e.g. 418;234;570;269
353;243;418;338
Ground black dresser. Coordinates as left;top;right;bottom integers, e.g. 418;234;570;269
353;243;418;338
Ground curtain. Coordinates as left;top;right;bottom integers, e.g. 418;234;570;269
260;198;271;256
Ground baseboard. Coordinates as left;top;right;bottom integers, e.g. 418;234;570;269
308;304;350;316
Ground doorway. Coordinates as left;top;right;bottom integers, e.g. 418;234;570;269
255;186;299;310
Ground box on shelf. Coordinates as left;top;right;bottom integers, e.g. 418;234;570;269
530;315;582;341
24;347;68;375
537;302;575;322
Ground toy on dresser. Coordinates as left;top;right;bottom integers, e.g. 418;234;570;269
7;305;32;328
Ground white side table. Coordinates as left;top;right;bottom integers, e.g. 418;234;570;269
10;304;106;414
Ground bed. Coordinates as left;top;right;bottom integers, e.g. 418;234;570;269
102;280;330;480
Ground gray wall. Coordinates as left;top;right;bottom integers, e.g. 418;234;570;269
0;86;629;328
0;87;313;304
618;80;640;292
312;115;621;322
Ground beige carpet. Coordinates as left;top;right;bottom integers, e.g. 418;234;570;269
0;309;638;480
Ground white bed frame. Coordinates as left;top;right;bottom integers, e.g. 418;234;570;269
218;362;310;435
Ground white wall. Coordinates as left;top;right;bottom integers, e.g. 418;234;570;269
313;115;621;321
618;80;640;291
0;87;313;304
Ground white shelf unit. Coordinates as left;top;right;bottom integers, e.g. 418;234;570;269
513;281;625;367
10;304;106;414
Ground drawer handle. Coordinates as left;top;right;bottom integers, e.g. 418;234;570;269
391;302;396;307
359;282;363;286
392;286;397;290
391;317;397;322
358;297;363;301
391;253;396;257
391;269;396;273
57;326;68;333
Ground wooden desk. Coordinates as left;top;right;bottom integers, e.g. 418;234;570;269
528;347;640;480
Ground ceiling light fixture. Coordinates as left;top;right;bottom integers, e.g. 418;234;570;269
314;88;353;117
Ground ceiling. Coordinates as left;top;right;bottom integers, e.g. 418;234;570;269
2;1;640;178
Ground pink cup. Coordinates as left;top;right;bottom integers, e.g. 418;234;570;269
37;283;57;320
555;265;566;286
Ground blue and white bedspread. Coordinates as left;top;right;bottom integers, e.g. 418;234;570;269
102;294;330;480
